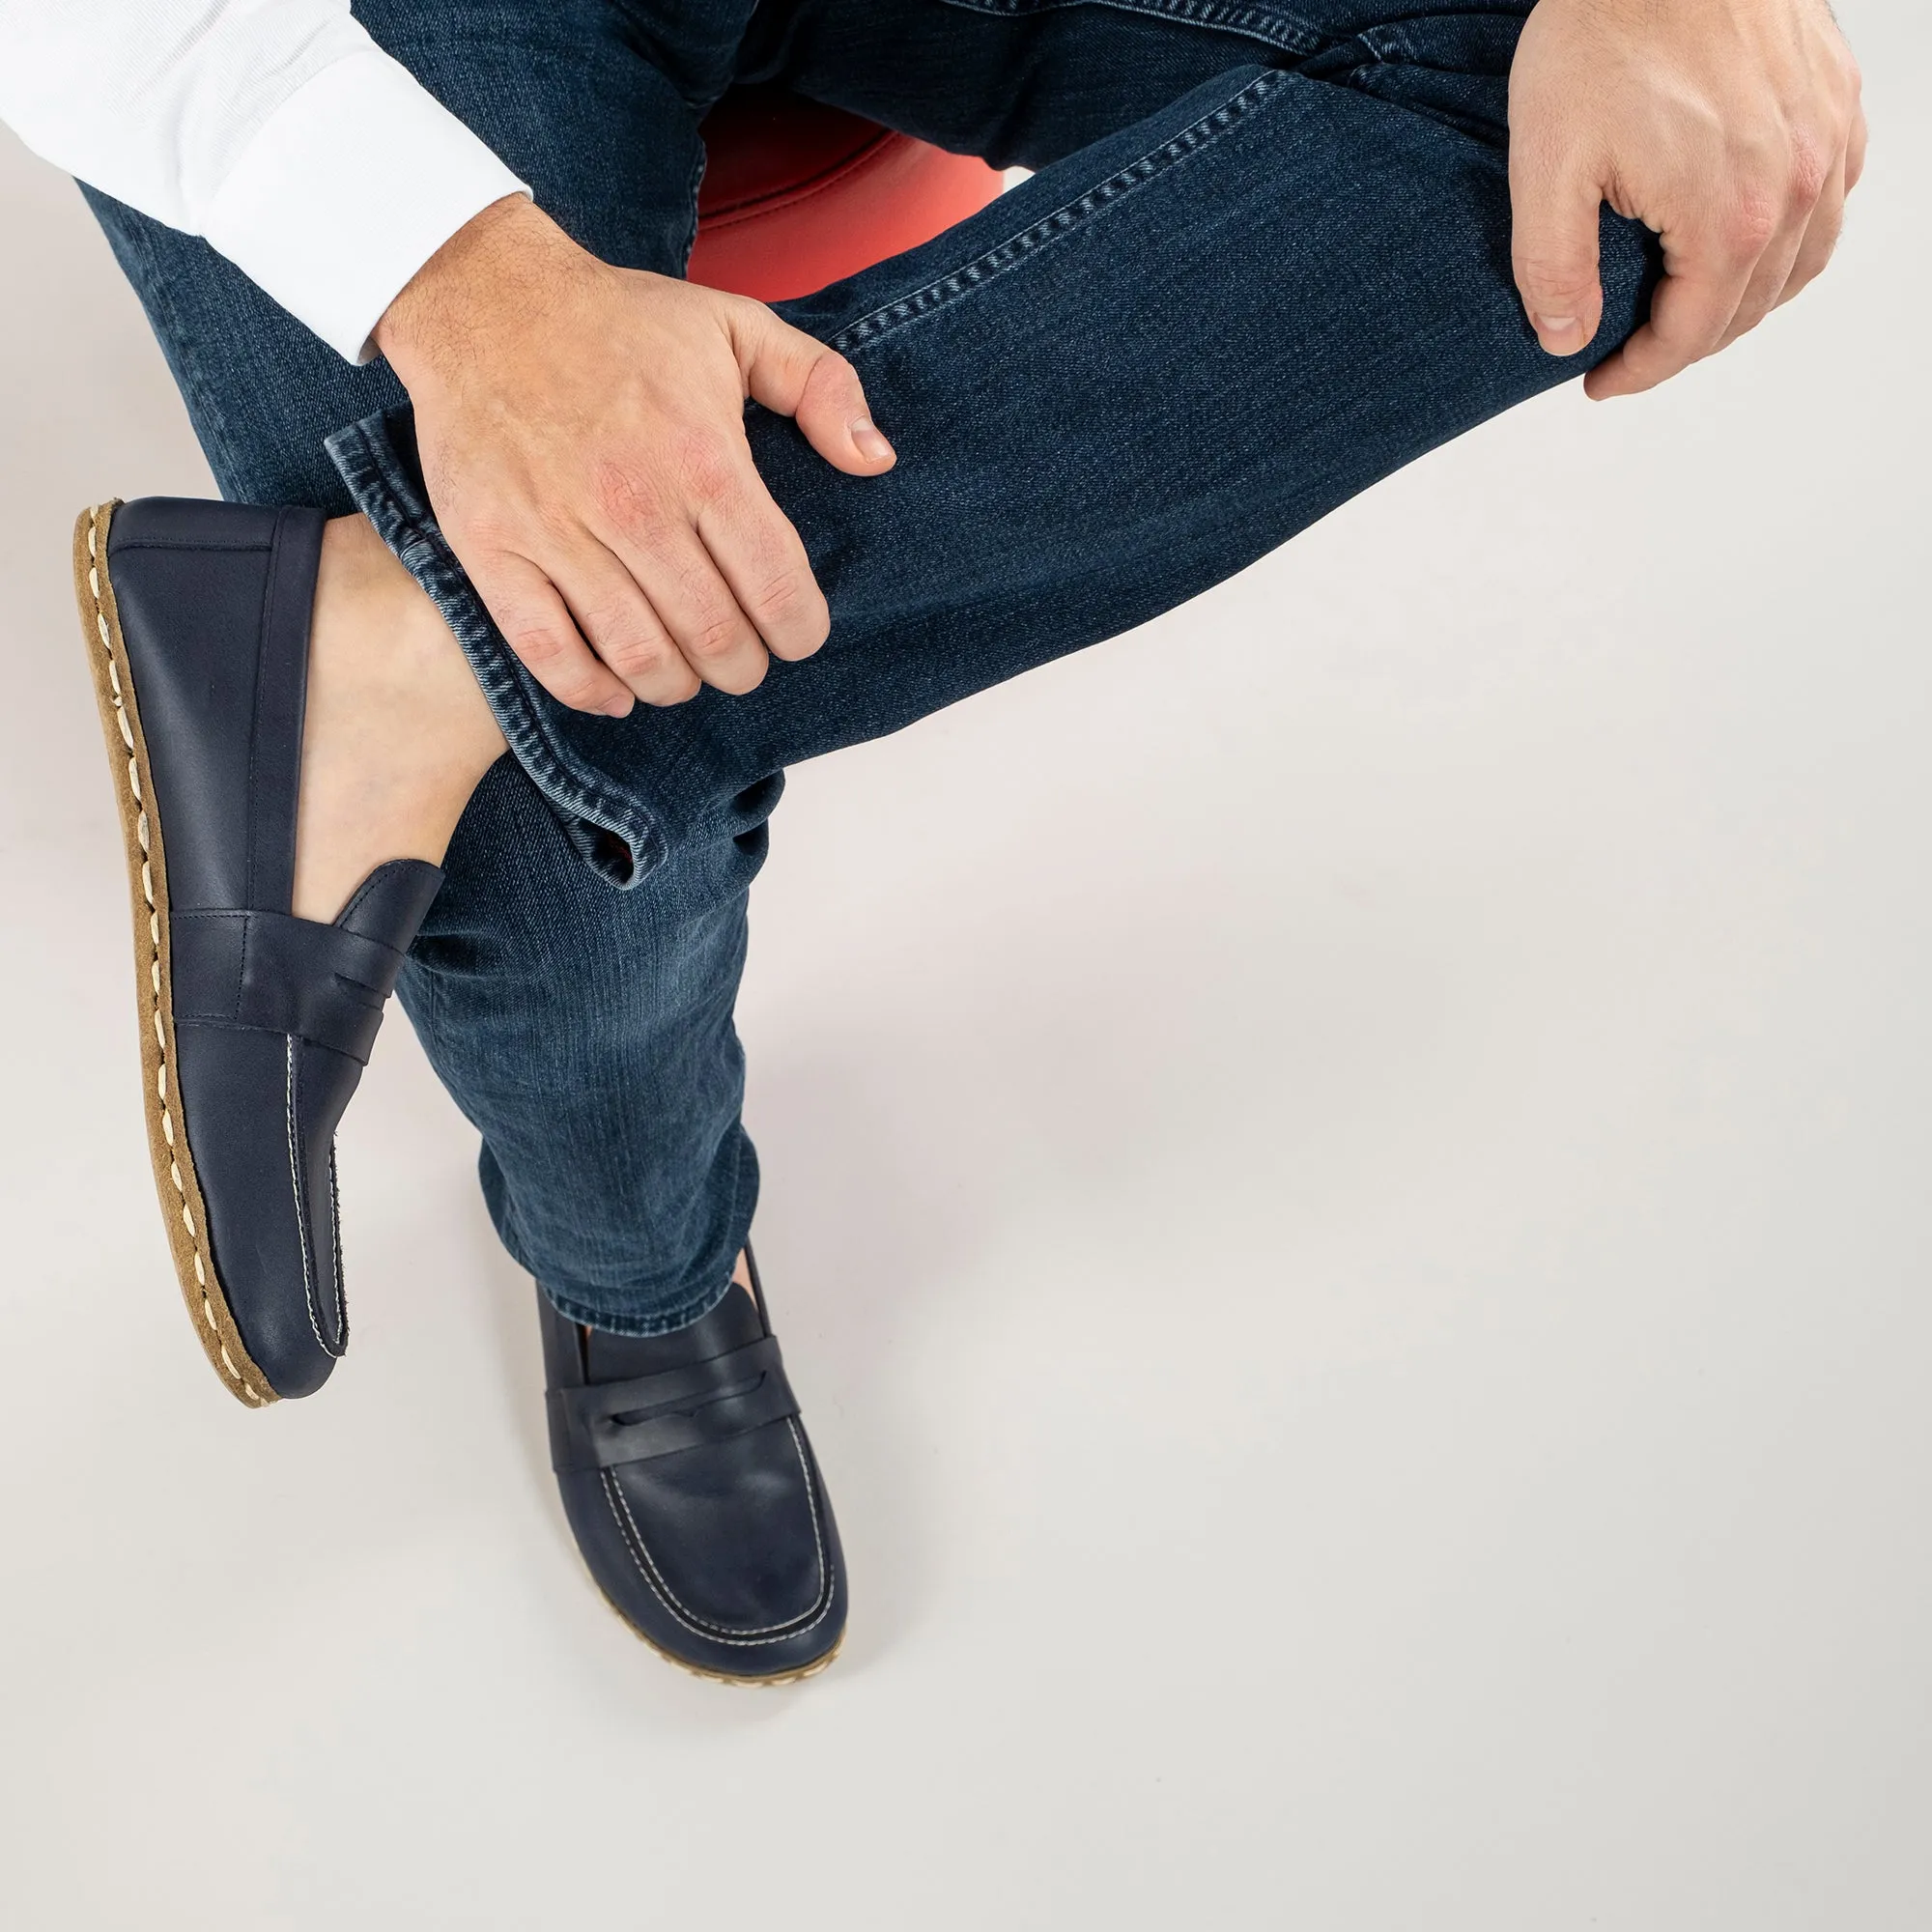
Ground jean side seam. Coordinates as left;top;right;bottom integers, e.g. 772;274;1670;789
828;66;1294;358
676;134;706;272
408;931;440;1054
110;213;249;501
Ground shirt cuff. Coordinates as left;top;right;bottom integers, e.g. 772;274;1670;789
199;47;529;364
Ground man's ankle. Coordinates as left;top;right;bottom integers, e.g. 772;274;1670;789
290;515;505;922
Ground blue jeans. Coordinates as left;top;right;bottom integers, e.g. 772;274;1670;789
85;0;1655;1333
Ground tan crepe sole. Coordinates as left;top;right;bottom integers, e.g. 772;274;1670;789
72;503;277;1409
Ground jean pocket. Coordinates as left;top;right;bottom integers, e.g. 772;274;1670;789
938;0;1326;59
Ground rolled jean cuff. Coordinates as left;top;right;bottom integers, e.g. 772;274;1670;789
325;404;659;889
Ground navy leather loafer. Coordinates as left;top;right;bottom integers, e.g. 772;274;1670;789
539;1251;847;1684
73;498;443;1405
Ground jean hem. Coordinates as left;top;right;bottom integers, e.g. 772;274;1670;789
479;1124;761;1338
538;1271;738;1339
325;407;664;890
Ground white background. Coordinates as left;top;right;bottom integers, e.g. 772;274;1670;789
2;5;1927;1924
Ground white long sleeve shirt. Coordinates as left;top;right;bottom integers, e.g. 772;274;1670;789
0;1;529;362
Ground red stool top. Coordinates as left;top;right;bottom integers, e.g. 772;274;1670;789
688;88;1003;302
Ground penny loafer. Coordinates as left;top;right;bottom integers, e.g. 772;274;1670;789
72;498;443;1405
539;1250;847;1684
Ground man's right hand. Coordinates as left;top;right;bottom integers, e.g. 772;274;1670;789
373;194;895;717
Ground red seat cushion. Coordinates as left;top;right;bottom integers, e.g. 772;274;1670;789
688;89;1003;302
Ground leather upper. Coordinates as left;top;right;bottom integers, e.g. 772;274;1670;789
168;862;443;1389
107;499;319;913
537;1262;846;1679
171;865;442;1065
548;1333;801;1470
105;497;442;1399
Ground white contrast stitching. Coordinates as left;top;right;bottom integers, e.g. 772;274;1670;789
600;1467;834;1648
327;1143;347;1341
597;1430;834;1649
83;506;263;1404
783;1418;830;1610
284;1034;330;1353
830;68;1292;358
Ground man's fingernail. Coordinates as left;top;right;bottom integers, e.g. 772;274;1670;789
604;694;634;718
1536;314;1579;342
851;418;894;462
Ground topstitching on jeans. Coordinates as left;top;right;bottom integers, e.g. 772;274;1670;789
675;136;706;273
940;0;1324;58
828;66;1294;359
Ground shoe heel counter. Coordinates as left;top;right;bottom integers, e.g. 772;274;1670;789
104;500;324;911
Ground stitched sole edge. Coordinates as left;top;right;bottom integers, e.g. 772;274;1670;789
72;504;277;1409
582;1562;842;1689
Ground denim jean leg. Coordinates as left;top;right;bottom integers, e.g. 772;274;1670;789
335;13;1654;1331
346;22;1658;890
396;757;778;1334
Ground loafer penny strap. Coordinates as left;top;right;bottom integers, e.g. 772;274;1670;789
547;1336;800;1473
169;909;409;1065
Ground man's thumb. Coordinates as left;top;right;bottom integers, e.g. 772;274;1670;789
737;303;895;475
1509;142;1607;356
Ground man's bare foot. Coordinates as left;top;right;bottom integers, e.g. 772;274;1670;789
292;515;507;923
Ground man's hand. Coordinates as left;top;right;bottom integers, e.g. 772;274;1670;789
1509;0;1865;399
374;195;895;716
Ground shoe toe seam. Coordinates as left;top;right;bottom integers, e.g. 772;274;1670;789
596;1426;834;1649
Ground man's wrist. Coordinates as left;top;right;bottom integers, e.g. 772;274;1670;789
204;48;530;366
374;192;575;378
